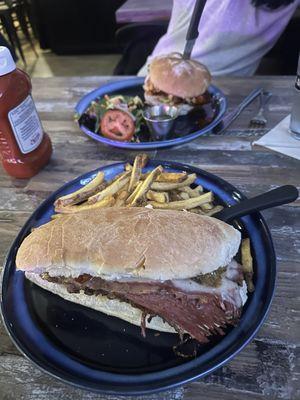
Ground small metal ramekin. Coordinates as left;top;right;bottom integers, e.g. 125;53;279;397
143;105;178;140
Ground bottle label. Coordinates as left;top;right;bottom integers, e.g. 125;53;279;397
8;95;43;154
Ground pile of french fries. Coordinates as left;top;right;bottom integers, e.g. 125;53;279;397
53;153;254;291
53;154;223;216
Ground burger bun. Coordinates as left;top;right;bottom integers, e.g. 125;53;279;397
148;53;211;99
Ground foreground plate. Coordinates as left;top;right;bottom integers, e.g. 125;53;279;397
75;77;227;149
1;160;276;395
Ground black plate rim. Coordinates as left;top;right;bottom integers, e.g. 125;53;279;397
1;160;276;395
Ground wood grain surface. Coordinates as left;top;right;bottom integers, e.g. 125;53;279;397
116;0;172;23
0;76;299;400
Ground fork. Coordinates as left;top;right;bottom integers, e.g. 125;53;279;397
249;91;272;128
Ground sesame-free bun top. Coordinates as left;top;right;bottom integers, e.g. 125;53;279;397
16;207;240;281
148;53;211;98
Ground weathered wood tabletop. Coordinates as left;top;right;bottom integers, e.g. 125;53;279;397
0;76;299;400
116;0;172;23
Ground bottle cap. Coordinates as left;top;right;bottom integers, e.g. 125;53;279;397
0;46;16;76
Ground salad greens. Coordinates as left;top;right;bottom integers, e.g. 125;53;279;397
78;95;145;136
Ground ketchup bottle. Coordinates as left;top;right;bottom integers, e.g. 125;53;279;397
0;46;52;178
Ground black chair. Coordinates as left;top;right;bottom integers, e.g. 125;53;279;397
0;2;25;63
113;22;168;75
6;0;38;56
0;0;37;65
21;0;38;39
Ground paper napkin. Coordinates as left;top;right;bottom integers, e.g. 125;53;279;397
253;115;300;160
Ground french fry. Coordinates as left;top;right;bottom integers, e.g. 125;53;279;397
194;185;203;194
126;181;143;204
142;172;187;183
87;171;131;204
56;196;115;214
128;154;149;193
140;153;149;168
127;166;163;206
51;213;62;220
151;173;197;191
178;185;203;197
125;163;133;171
146;190;169;203
54;171;105;208
188;205;224;216
178;192;190;200
188;208;205;215
111;170;131;183
114;187;130;207
200;202;214;211
241;238;255;292
203;205;224;216
115;193;129;207
114;181;128;197
149;192;213;210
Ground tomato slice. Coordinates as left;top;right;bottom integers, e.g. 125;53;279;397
100;109;135;141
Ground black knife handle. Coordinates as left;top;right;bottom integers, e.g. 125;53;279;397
186;0;207;41
215;185;299;222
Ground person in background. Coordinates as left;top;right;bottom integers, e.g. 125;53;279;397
138;0;299;76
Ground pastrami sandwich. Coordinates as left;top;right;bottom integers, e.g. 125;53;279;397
16;207;247;343
144;53;211;115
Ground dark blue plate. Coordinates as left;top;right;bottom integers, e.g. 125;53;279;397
1;160;276;395
75;77;227;149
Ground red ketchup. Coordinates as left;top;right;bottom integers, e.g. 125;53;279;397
0;46;52;178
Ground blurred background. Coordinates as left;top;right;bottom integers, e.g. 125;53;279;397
1;0;299;77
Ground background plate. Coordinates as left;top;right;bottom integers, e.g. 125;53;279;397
75;77;227;149
1;160;276;395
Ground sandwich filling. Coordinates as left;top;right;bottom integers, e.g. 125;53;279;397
39;260;246;343
143;77;211;107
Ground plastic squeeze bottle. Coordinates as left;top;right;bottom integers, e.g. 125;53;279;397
0;46;52;178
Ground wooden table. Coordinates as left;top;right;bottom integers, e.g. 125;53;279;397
0;76;299;400
116;0;172;23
